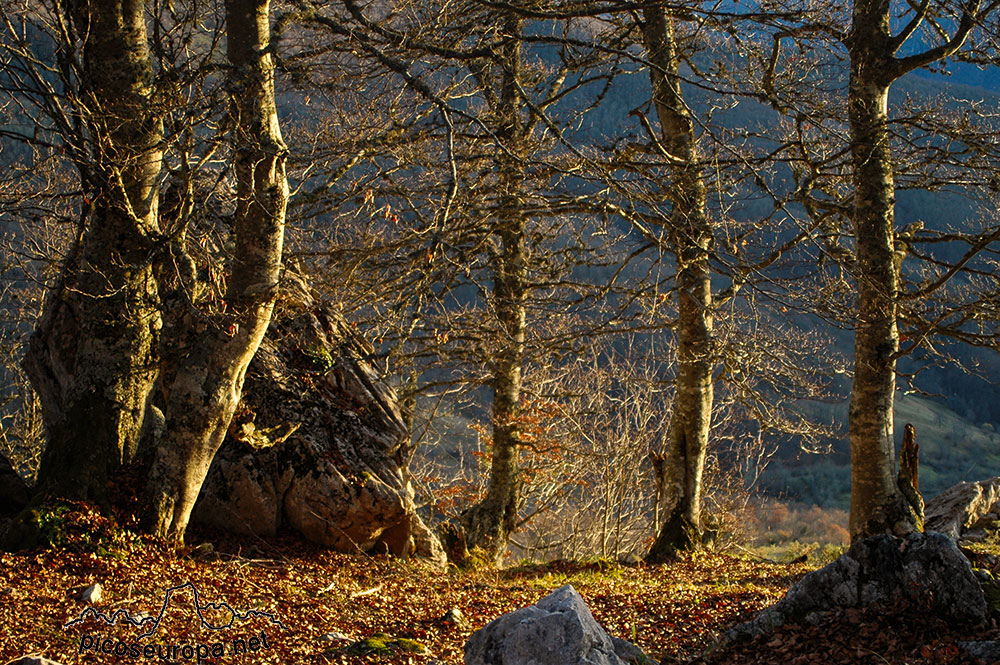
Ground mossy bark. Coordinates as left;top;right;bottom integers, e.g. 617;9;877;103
145;0;288;546
24;0;162;505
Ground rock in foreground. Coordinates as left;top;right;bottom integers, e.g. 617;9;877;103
724;532;986;645
465;584;647;665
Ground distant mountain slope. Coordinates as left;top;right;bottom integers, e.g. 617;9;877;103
763;393;1000;509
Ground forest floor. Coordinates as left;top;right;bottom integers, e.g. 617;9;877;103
1;508;998;665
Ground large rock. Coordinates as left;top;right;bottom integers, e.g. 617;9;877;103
192;270;444;567
465;585;647;665
724;532;986;644
925;478;1000;541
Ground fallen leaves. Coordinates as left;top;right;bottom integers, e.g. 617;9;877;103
0;532;995;665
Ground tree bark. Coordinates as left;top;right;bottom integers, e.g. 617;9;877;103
25;0;162;504
846;0;916;540
642;8;714;562
458;12;526;563
145;0;288;545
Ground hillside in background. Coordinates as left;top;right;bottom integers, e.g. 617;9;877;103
399;63;1000;514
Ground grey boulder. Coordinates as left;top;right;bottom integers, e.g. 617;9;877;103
464;584;648;665
724;531;986;644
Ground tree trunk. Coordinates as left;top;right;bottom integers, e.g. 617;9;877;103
643;8;714;562
25;0;162;504
458;13;526;563
145;0;288;546
846;1;918;540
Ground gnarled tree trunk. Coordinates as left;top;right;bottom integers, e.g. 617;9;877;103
25;0;162;504
643;8;714;562
145;0;288;545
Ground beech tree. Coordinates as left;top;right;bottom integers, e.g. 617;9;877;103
640;7;714;561
145;0;288;543
1;0;287;546
845;0;987;538
15;0;164;503
760;0;1000;540
624;6;837;559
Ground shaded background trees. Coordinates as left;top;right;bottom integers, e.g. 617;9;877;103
271;0;844;562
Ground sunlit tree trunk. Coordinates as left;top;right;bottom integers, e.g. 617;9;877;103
845;13;910;539
145;0;288;545
25;0;162;504
458;12;526;563
643;8;714;562
844;0;978;539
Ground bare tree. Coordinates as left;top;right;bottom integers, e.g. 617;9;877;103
276;0;647;564
843;0;987;538
144;0;288;544
758;0;1000;540
12;0;164;504
0;0;287;547
640;7;714;561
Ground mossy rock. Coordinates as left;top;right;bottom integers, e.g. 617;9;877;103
342;633;427;656
300;343;334;374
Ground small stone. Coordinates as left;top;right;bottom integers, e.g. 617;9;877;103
80;583;103;604
442;607;469;629
319;631;352;642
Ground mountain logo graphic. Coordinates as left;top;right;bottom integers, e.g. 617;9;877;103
64;581;288;639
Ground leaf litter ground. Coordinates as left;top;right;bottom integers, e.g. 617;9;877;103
1;529;997;665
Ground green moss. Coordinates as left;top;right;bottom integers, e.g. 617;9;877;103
15;499;138;555
358;634;390;654
975;569;1000;612
394;638;426;653
301;343;334;373
464;546;497;570
343;633;427;657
